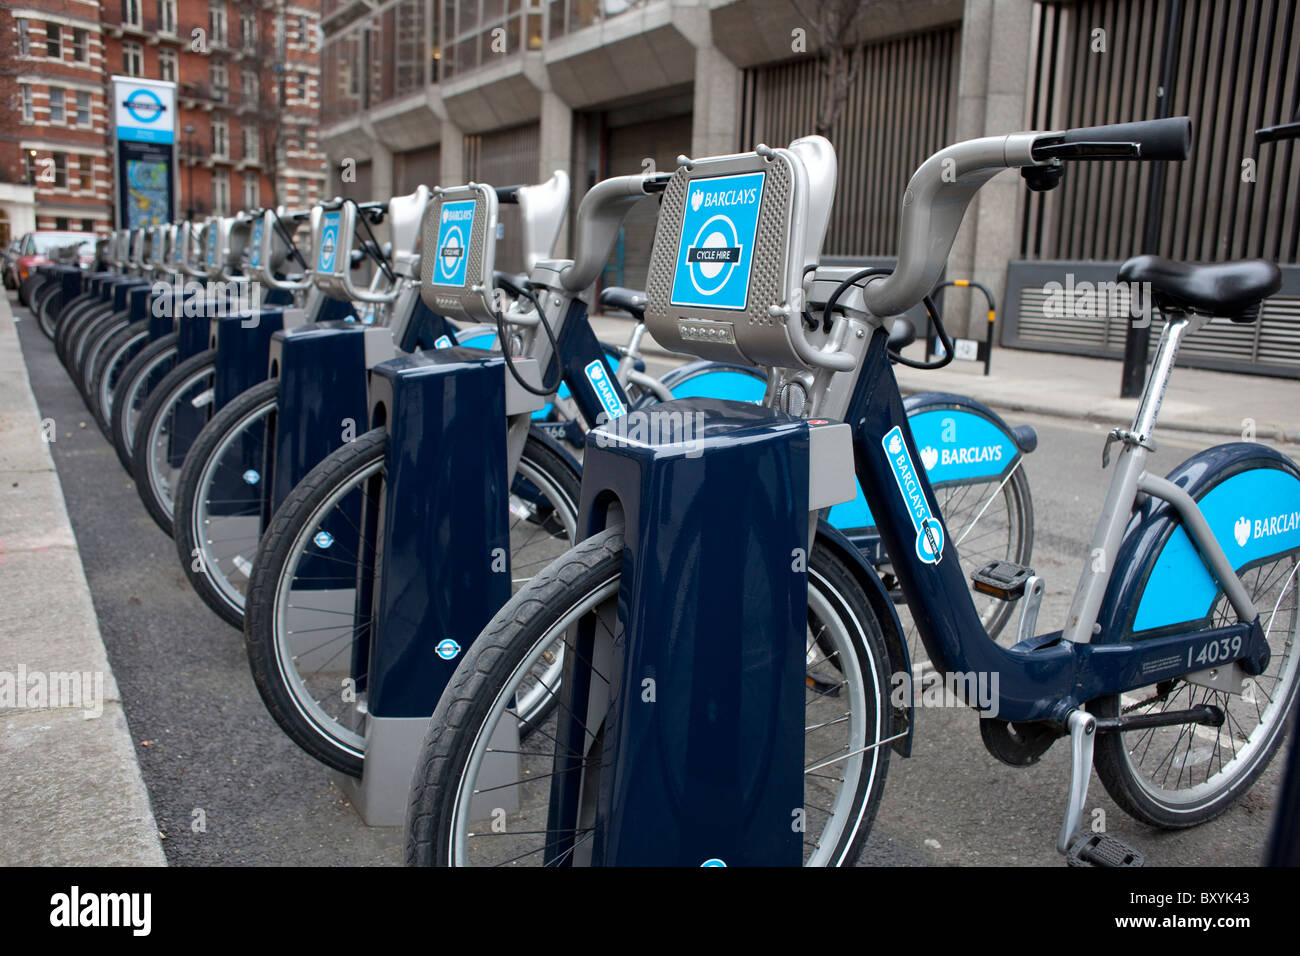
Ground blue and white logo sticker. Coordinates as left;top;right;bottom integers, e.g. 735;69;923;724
242;469;260;485
433;199;475;288
317;211;340;273
205;227;217;267
585;360;625;421
313;530;334;549
249;220;263;269
435;639;462;660
881;426;945;565
433;334;453;349
670;171;765;312
701;858;726;867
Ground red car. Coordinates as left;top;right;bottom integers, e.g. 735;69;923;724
10;230;97;305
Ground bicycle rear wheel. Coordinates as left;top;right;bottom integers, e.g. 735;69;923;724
404;528;893;867
244;428;581;776
1093;551;1299;828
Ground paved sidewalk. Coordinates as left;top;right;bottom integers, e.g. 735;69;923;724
589;314;1300;443
0;292;165;865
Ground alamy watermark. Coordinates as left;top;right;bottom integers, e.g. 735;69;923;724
891;668;1001;718
1041;275;1153;328
0;666;105;718
149;278;264;326
591;409;709;459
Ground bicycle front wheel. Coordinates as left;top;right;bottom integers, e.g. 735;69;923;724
174;379;279;628
110;333;178;471
405;528;893;867
130;348;217;535
244;428;581;776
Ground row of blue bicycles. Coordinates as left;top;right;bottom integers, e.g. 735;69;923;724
25;114;1300;866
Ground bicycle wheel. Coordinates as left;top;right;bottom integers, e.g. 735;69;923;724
244;428;581;776
130;348;217;535
34;280;62;339
887;465;1034;669
1093;551;1300;828
57;301;109;367
75;311;129;407
52;295;100;355
405;527;893;867
89;323;149;435
110;333;178;471
173;379;279;628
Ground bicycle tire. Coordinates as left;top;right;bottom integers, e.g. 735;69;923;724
404;527;893;867
244;428;582;776
130;348;217;536
88;323;149;436
173;379;280;628
110;333;179;471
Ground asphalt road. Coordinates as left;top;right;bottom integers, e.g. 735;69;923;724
14;304;1293;866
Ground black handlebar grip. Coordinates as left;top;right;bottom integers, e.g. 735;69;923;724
1257;120;1300;144
1060;116;1192;160
494;185;524;204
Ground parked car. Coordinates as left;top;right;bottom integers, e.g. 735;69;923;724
10;230;96;305
1;239;22;290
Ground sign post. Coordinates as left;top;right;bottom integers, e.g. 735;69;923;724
109;76;177;229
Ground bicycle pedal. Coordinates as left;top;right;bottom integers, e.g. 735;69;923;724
971;560;1035;601
1066;833;1144;868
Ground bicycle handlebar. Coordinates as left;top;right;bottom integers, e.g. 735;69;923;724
861;118;1193;319
1257;120;1300;143
1032;116;1192;162
560;173;671;293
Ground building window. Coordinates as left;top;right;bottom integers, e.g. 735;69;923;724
49;87;66;124
242;126;258;162
159;0;177;35
73;28;89;62
123;0;142;29
213;168;230;214
52;153;68;189
123;42;143;76
297;72;307;101
210;2;228;46
17;20;30;56
240;11;256;49
81;218;95;232
20;84;33;122
78;159;92;191
24;151;37;184
212;117;228;157
159;48;177;83
299;177;309;203
73;90;91;127
46;23;62;58
241;68;257;105
211;61;228;102
243;173;259;209
55;216;69;230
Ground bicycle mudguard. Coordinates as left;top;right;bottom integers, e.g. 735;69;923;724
829;391;1034;534
1097;442;1300;641
626;358;767;411
815;518;915;757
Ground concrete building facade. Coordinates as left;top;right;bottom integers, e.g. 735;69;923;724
318;0;1299;376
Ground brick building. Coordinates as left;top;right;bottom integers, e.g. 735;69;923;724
1;0;327;234
0;1;113;232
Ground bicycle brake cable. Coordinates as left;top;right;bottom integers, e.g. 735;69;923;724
342;198;396;284
495;284;564;397
820;267;954;370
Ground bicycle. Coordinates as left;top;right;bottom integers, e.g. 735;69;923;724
171;184;508;624
406;119;1298;867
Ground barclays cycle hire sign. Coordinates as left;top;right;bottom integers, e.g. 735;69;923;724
670;171;765;311
112;79;175;144
433;200;476;287
317;211;341;273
